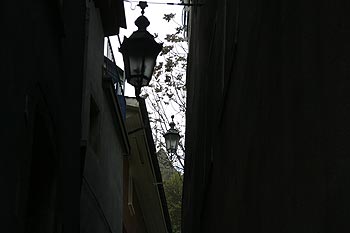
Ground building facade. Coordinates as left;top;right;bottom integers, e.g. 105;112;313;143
1;0;126;232
123;97;172;233
183;0;350;233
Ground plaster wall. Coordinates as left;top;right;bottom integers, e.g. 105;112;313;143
123;158;148;233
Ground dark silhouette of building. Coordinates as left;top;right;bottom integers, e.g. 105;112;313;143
1;1;126;233
182;1;350;233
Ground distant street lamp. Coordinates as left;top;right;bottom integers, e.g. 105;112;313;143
164;115;180;155
119;1;163;97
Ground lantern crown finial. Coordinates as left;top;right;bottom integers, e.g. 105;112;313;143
135;1;150;31
138;1;148;15
135;15;150;31
169;115;175;128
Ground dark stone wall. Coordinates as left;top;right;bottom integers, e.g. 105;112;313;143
1;1;86;232
183;0;350;232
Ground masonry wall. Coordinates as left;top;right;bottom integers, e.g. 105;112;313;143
183;1;350;233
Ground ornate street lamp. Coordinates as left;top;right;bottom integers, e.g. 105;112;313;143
164;115;180;155
119;1;163;96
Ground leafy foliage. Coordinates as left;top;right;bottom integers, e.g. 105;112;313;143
163;172;183;233
163;13;176;22
158;149;183;233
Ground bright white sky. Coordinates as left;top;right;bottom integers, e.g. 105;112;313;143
109;0;184;97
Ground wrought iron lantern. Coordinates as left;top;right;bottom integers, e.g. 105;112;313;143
119;1;163;96
164;115;180;154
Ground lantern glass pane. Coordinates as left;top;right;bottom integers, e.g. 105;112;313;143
165;137;171;151
174;134;180;151
170;138;176;150
143;56;156;80
164;132;180;153
129;55;143;77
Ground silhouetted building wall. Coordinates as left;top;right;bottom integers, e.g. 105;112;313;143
79;2;128;233
183;1;350;233
1;1;125;233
